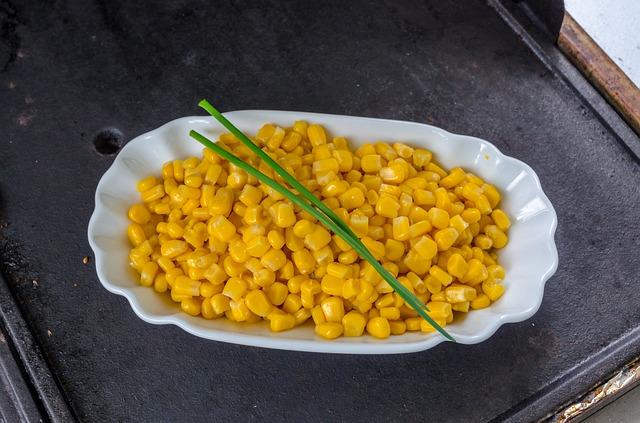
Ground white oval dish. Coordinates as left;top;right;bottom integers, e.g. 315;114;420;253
88;111;558;354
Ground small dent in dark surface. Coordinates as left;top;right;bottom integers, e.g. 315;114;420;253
93;127;124;155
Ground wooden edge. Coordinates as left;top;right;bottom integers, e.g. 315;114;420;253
558;12;640;135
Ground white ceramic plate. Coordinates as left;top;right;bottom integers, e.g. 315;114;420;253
88;111;558;354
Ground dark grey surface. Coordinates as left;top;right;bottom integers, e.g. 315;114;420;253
1;0;639;422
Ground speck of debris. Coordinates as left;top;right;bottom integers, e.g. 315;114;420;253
32;279;38;286
16;113;34;126
483;154;490;160
47;330;52;337
532;323;535;327
25;96;34;104
8;81;15;89
73;283;77;287
0;333;5;343
82;255;90;264
17;49;25;59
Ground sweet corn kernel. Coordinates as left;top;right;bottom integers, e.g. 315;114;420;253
341;311;366;337
471;294;491;309
366;317;391;339
428;207;450;229
315;322;343;339
261;248;287;271
222;277;247;301
307;124;327;147
245;290;273;317
414;236;438;260
270;313;296;332
409;220;432;238
434;227;459;251
267;282;288;306
375;195;400;219
482;280;505;301
304;226;332;251
445;285;477;303
447;253;469;279
484;225;508;249
392;216;410;241
491;209;511;231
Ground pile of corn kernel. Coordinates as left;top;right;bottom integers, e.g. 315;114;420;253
126;121;511;340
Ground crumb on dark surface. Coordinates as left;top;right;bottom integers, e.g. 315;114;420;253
32;279;38;286
82;255;90;264
47;330;52;337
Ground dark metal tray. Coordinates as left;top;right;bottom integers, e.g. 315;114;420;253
1;1;639;421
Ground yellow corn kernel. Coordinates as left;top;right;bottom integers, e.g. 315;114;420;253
128;204;151;224
409;220;432;238
140;184;165;203
160;239;188;258
281;294;302;314
375;195;400;218
366;317;391;339
379;164;407;184
341;311;366;337
361;237;385;260
384;239;405;261
461;182;483;202
338;250;358;265
320;297;344;323
482;183;501;208
269;312;295;332
461;259;488;285
412;148;432;168
471;293;491;309
404;317;421;331
311;305;326;325
245;235;270;257
260;248;287;271
332;149;353;172
404;250;431;275
426;301;452;322
338;187;365;210
428;207;450;229
412;190;434;208
307;124;327;147
360;154;383;173
208;215;236;242
292;220;315;238
290;248;314;274
445;284;477;303
269;202;294;228
482;280;505;301
484;225;508;249
472;194;490;215
487;264;506;282
389;320;407;335
199;281;222;297
375;293;395;309
424;275;442;294
266;282;288;306
245;290;273;317
127;223;146;247
434;227;459;251
137;176;158;193
474;234;493;250
379;307;400;321
446;253;469;279
222;277;247;301
392;216;410;241
440;167;466;188
315;322;343;339
420;319;447;333
460;208;480;224
414;236;438;260
266;230;285;250
210;294;231;314
449;214;469;234
313;245;334;266
491;209;511;231
304;226;332;251
350;213;369;237
320;274;344;296
293;308;311;326
326;262;351;279
181;298;202;316
341;278;360;300
238;185;262;206
429;265;453;286
139;261;158;287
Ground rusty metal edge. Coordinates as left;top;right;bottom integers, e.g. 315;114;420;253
490;0;640;162
558;12;640;136
552;357;640;422
0;271;76;423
